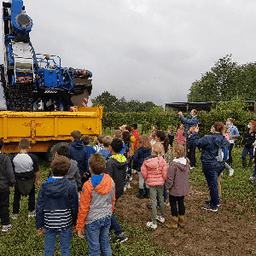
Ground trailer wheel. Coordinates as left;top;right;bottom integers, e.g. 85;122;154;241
47;142;69;162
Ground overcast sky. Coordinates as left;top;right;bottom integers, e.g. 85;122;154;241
1;0;256;107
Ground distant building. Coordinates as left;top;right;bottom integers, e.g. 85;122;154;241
164;100;256;113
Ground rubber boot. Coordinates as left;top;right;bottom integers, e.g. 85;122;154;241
166;216;178;228
144;188;150;198
136;189;144;199
242;159;247;169
178;215;184;228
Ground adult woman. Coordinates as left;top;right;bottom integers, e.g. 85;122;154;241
190;122;229;212
226;118;239;167
241;120;256;169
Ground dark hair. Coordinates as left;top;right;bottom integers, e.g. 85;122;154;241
213;122;224;133
81;135;90;145
111;138;123;153
0;138;3;150
57;144;70;158
156;130;169;153
51;155;71;176
126;126;131;132
97;135;105;144
89;153;106;175
71;130;81;140
131;123;137;129
19;138;30;149
122;131;131;145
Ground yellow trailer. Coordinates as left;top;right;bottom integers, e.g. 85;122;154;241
0;106;103;154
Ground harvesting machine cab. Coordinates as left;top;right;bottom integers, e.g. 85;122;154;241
0;0;92;111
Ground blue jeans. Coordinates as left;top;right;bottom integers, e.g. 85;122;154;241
242;146;253;160
202;164;223;208
85;216;112;256
44;226;72;256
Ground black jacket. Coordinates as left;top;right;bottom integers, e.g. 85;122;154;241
0;153;15;192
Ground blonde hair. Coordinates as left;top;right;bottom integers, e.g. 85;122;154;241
152;142;164;171
138;134;152;149
173;144;186;158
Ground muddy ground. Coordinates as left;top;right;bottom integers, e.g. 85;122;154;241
116;174;256;256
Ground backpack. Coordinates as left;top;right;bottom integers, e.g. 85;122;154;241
216;147;229;162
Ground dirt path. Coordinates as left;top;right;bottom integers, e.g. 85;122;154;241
116;174;256;256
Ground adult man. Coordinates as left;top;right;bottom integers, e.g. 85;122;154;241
178;109;199;137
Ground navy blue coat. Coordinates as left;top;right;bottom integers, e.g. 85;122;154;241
190;132;230;169
69;140;88;175
180;116;199;137
133;147;152;172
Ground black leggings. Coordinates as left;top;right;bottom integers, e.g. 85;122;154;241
169;195;185;217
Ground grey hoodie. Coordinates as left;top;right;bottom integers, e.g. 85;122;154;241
166;157;190;197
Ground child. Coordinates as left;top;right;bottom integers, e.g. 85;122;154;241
187;126;196;169
36;156;78;255
131;123;140;152
141;143;168;230
113;129;126;154
81;135;96;172
77;154;115;256
168;128;174;148
175;124;186;145
105;138;128;244
122;130;132;189
0;138;15;232
12;138;40;219
70;130;88;184
133;135;152;199
166;145;190;228
93;135;105;153
55;144;82;192
98;136;113;160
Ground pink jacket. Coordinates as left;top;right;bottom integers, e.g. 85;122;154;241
141;156;168;186
175;129;186;145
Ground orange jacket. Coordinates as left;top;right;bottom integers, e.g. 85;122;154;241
76;173;115;231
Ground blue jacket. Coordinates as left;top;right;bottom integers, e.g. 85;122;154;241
180;116;199;137
190;132;230;168
36;177;78;230
85;145;96;171
133;147;152;172
70;140;88;175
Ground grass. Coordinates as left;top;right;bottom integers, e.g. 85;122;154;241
0;145;255;255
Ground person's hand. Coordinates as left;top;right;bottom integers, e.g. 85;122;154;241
195;126;199;133
37;228;44;235
77;230;85;238
72;226;77;234
35;180;40;187
178;111;183;117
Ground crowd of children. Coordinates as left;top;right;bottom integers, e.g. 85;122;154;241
1;114;254;255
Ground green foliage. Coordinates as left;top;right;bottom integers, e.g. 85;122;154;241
188;54;256;102
197;96;254;145
91;91;159;113
102;109;180;133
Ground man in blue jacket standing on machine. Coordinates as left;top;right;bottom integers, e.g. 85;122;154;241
178;109;199;137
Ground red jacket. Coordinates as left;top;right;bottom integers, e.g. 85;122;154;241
141;155;168;186
175;129;186;145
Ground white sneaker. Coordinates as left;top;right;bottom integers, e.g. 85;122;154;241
156;215;165;223
146;222;157;230
249;176;256;180
190;166;195;170
2;224;12;232
11;214;19;219
229;169;234;177
28;210;36;217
